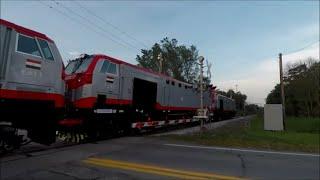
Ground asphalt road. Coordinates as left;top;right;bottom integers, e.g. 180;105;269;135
1;136;319;180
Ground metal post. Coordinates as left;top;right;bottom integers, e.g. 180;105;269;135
158;53;163;73
199;56;204;129
279;53;286;129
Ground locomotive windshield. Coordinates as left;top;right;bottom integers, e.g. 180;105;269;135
65;55;93;75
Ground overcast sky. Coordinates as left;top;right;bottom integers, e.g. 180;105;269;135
1;0;319;105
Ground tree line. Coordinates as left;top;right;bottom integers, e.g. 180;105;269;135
266;58;319;117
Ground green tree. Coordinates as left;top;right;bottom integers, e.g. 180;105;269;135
266;84;281;104
136;37;202;83
266;58;319;117
245;104;262;115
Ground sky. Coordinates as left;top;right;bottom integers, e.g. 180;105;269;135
1;0;319;105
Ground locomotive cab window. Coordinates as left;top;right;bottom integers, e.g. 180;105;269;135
38;39;54;61
100;60;118;75
16;34;42;57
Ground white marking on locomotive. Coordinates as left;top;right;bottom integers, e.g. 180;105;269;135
21;69;42;77
169;120;176;125
130;118;196;129
94;109;113;113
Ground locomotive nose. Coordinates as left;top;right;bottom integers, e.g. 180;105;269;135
65;73;92;90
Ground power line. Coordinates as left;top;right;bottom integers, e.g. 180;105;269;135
51;0;140;51
39;0;138;53
38;1;104;38
74;1;149;49
38;1;135;52
283;40;319;55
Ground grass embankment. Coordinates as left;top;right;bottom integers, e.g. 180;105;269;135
163;116;320;153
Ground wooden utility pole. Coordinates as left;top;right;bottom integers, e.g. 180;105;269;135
279;53;286;129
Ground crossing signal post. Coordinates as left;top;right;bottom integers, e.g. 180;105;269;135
193;56;207;130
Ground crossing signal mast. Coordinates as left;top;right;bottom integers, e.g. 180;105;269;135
194;56;208;130
206;59;212;81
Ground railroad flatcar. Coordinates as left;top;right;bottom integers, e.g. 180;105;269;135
0;19;65;147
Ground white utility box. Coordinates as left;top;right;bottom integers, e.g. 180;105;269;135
264;104;284;131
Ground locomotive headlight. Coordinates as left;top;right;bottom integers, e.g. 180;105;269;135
78;78;81;82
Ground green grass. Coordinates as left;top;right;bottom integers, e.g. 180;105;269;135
162;116;320;153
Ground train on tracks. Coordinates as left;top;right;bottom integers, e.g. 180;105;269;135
0;19;236;151
0;19;65;151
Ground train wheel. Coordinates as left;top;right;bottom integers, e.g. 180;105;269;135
1;140;14;152
1;125;23;153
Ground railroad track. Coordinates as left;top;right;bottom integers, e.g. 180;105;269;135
0;121;198;158
1;131;114;158
1;118;233;158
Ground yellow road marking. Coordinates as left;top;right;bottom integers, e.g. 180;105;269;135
83;158;244;180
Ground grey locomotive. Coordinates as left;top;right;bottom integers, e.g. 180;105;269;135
0;19;65;149
62;53;235;138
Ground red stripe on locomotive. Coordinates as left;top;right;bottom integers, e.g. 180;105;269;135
0;89;64;108
73;97;132;108
26;59;41;64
